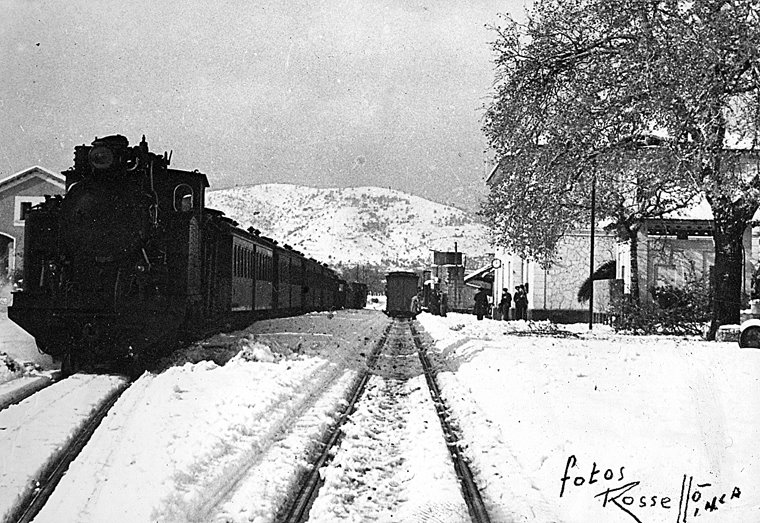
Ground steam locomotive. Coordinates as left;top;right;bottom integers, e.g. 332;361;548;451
9;135;362;375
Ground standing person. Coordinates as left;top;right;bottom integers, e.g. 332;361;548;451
515;285;529;320
440;293;448;317
474;287;490;320
520;284;529;320
499;288;512;321
430;289;441;316
410;293;420;316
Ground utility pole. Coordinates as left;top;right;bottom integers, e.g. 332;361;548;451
589;175;596;330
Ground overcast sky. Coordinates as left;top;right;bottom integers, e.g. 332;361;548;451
1;0;528;210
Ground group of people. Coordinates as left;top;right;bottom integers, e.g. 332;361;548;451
410;288;448;317
417;284;529;321
497;284;528;321
428;288;448;316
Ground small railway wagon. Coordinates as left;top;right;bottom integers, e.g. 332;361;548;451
385;271;419;317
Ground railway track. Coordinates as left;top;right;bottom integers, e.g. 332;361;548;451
280;317;491;523
410;321;492;523
0;373;59;412
2;374;131;523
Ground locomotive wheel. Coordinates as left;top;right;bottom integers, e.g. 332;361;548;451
739;326;760;348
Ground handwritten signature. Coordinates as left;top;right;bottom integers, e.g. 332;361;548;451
559;455;742;522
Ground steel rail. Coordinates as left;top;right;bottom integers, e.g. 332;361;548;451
11;379;131;523
279;322;392;523
0;373;59;412
410;321;492;523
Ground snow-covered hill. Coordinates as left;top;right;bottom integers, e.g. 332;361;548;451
206;184;491;269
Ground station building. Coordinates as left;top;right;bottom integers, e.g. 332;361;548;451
486;160;759;323
489;228;618;323
0;166;65;281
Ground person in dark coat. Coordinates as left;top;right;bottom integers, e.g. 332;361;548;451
440;293;448;317
498;288;512;321
474;287;490;320
514;285;529;320
429;289;441;316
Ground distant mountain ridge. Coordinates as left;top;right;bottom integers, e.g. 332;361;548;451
206;184;491;269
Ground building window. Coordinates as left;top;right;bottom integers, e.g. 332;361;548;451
173;184;194;212
14;196;45;226
20;202;33;221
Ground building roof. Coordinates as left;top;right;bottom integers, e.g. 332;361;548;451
0;166;65;194
464;264;495;285
644;218;714;237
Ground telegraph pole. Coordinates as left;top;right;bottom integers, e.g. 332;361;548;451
589;175;596;330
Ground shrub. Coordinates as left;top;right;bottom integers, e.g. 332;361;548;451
611;279;711;336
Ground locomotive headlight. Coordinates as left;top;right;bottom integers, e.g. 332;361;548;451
89;146;115;170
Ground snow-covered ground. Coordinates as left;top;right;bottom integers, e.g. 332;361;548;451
418;313;760;523
0;374;128;521
0;308;54;380
0;307;757;522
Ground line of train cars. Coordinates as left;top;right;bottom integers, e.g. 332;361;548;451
9;135;367;375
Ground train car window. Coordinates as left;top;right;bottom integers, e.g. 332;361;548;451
173;184;194;212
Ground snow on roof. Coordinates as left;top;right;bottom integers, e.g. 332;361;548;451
662;197;714;220
0;165;65;195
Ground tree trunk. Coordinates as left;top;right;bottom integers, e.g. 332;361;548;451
628;225;641;305
707;216;746;340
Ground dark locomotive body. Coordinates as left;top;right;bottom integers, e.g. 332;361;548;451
9;135;352;374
